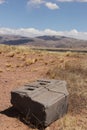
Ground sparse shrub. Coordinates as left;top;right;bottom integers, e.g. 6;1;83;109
44;62;48;65
7;52;15;57
59;57;65;63
20;63;25;67
65;51;72;57
6;68;11;71
16;55;26;61
24;58;37;66
5;63;12;68
0;51;2;54
32;58;37;63
20;56;26;61
23;52;29;56
15;64;20;68
0;69;3;73
15;49;21;54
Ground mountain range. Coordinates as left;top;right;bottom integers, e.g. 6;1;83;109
0;34;87;49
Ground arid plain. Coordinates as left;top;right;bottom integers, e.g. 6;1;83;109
0;45;87;130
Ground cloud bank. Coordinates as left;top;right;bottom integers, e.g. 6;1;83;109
0;27;87;40
0;0;5;4
27;0;87;10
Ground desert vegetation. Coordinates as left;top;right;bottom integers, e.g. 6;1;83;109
0;44;87;130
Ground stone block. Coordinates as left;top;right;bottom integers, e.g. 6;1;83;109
11;79;69;127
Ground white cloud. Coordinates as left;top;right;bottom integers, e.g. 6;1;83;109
0;0;5;4
27;0;43;5
57;0;87;2
45;2;59;10
0;27;87;40
27;0;44;8
27;0;59;10
29;0;44;4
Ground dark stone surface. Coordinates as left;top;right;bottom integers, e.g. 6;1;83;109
11;79;69;127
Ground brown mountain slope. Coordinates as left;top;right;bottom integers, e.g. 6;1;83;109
0;35;87;49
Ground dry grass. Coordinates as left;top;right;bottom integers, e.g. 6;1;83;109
46;52;87;130
0;44;33;54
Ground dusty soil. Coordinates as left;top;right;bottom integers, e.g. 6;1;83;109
0;45;87;130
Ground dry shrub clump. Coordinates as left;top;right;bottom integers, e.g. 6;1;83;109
5;63;12;68
0;50;2;54
6;52;15;57
0;68;3;73
46;53;87;130
24;58;37;66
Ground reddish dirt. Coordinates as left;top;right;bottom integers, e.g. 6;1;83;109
0;49;87;130
0;51;59;130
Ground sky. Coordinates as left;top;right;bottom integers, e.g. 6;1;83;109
0;0;87;40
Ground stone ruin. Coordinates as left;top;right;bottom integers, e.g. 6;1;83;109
11;79;69;127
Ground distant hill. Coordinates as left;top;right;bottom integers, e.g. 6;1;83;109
0;34;87;49
0;35;34;45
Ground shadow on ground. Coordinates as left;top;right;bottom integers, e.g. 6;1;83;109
0;107;19;118
0;107;45;130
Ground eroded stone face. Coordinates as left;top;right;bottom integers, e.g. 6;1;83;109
11;79;69;127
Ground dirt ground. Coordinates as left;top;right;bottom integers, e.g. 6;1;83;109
0;45;87;130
